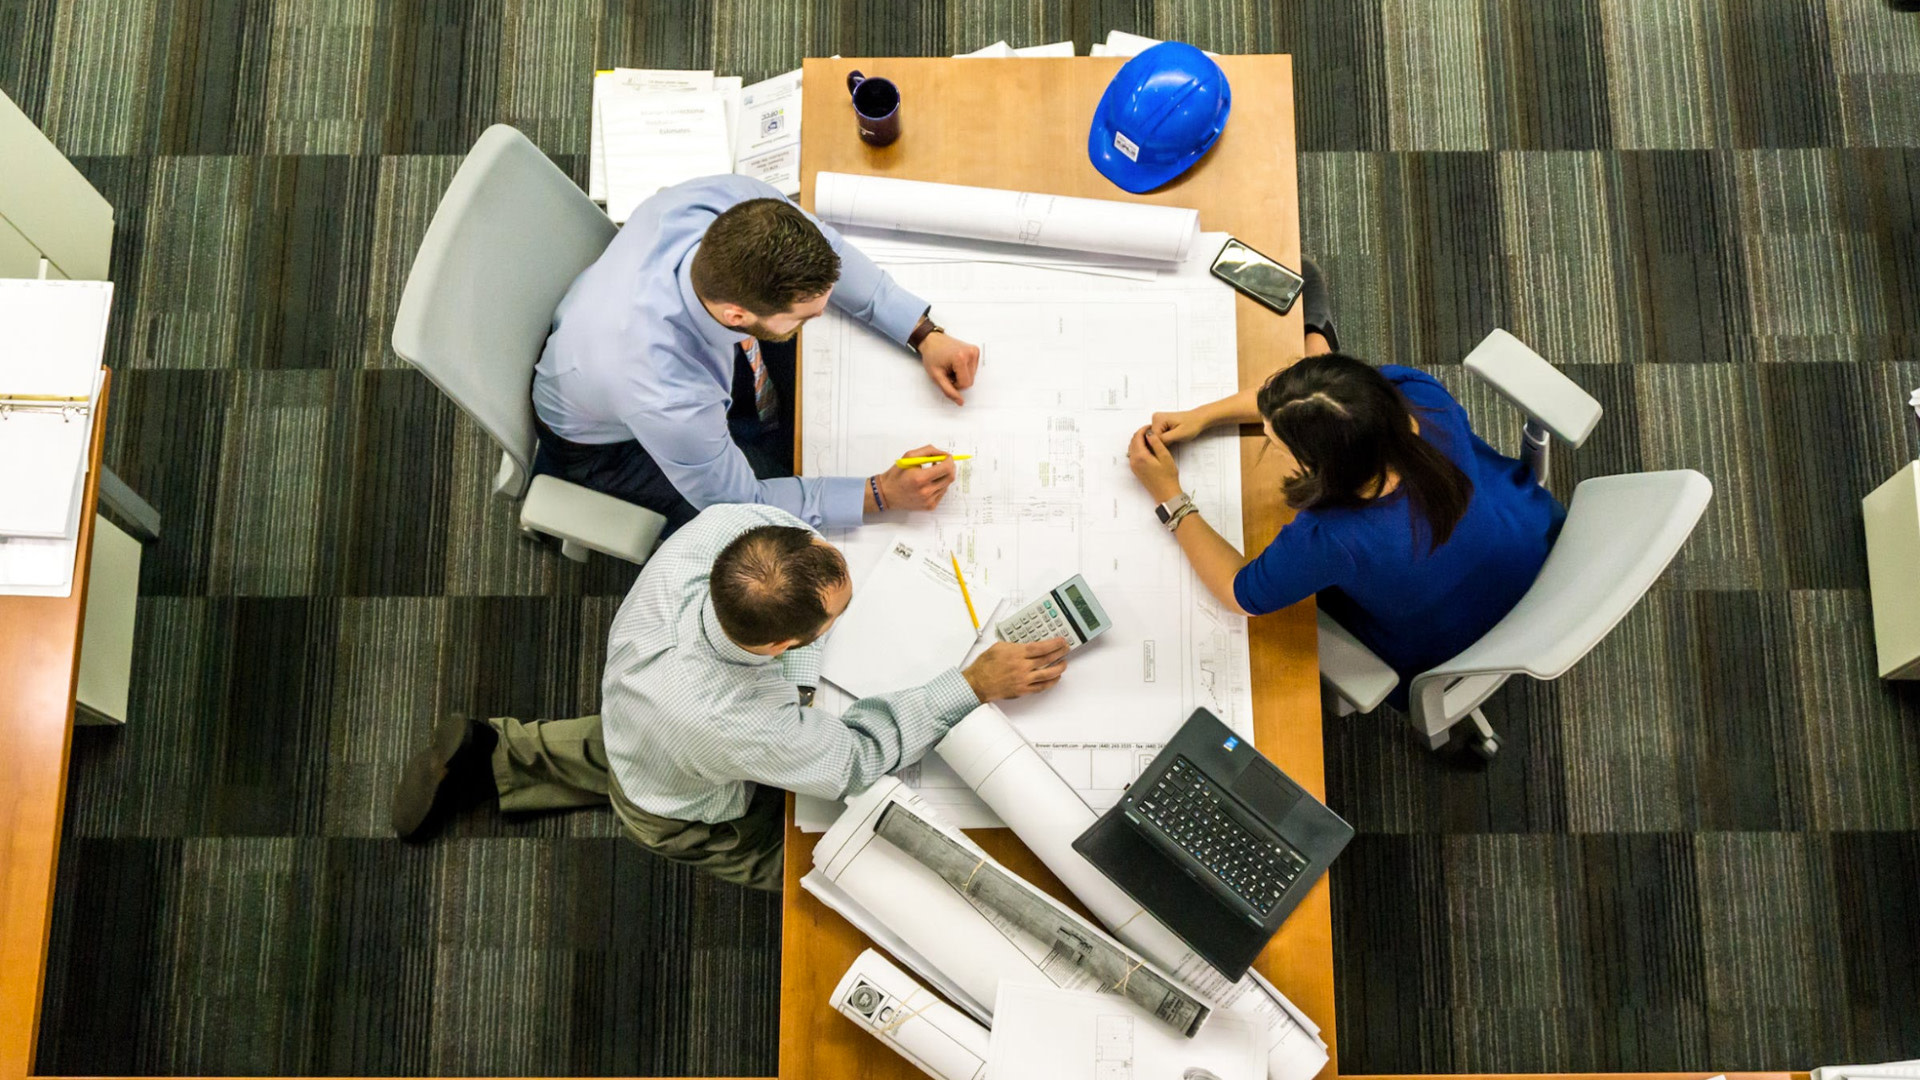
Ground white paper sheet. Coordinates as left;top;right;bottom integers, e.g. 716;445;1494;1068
814;173;1201;263
1103;29;1220;57
955;41;1015;57
588;68;716;203
0;280;114;400
803;235;1251;798
601;88;734;224
935;705;1331;1080
821;533;999;700
1013;41;1078;57
988;983;1266;1080
832;949;991;1080
734;69;802;196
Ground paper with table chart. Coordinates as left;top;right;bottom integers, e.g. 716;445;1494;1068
799;213;1251;825
819;535;1001;702
832;949;990;1080
987;982;1266;1080
814;173;1202;263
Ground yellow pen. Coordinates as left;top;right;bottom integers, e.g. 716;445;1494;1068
950;554;981;632
896;454;974;468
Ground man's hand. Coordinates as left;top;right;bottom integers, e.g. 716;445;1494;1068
1149;409;1209;446
963;639;1070;702
1127;425;1184;504
870;444;957;513
918;332;980;406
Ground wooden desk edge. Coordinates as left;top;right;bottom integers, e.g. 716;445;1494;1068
1;369;110;1080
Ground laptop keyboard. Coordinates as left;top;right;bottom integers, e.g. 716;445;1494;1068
1134;756;1312;915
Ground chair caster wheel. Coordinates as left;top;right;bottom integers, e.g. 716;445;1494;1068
1473;735;1499;760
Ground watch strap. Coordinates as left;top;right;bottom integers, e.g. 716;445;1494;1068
908;314;943;353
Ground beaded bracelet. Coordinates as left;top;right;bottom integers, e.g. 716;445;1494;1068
869;476;887;511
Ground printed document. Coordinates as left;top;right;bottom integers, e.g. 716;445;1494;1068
987;983;1266;1080
820;535;998;701
734;69;802;196
599;88;733;224
588;68;715;203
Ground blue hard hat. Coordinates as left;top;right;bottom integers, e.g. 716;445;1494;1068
1088;42;1232;193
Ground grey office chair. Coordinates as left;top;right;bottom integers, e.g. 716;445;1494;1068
1317;329;1713;759
392;124;665;564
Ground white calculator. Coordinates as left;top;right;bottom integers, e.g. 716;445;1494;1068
996;574;1113;650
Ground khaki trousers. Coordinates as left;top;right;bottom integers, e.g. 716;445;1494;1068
486;714;786;892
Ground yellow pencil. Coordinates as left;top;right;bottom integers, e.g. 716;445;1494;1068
950;554;980;632
897;454;974;468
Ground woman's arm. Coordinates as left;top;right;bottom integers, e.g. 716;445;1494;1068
1150;385;1261;443
1169;510;1252;615
1127;426;1253;615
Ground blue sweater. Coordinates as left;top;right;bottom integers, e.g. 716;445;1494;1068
1232;366;1565;707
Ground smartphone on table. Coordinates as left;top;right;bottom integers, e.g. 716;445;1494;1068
1209;237;1305;316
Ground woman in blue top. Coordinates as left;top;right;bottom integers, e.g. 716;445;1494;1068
1127;352;1565;709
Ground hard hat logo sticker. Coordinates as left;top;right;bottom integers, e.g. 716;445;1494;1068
1112;130;1140;162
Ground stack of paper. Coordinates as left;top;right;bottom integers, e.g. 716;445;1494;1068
0;278;111;598
589;66;803;222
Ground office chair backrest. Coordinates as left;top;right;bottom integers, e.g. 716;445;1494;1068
391;124;616;499
1414;470;1712;699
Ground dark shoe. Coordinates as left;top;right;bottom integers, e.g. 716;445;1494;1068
1299;257;1340;352
392;717;500;842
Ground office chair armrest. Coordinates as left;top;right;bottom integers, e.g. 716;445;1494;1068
520;475;666;565
1463;329;1602;449
1317;609;1399;714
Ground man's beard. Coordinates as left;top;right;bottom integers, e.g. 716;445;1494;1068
742;317;801;343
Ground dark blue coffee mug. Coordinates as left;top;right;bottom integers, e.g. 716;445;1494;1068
846;70;901;146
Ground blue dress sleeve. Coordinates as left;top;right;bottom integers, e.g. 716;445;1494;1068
1232;516;1355;617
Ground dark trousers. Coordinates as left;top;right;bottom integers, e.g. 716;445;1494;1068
532;338;797;536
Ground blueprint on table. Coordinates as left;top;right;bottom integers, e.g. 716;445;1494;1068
798;232;1252;826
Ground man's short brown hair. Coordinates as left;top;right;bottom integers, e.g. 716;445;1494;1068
689;199;842;316
709;525;850;647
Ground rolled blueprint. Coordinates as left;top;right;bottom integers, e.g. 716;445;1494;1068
873;802;1209;1037
815;173;1201;262
832;949;990;1080
813;778;1201;1034
935;704;1331;1080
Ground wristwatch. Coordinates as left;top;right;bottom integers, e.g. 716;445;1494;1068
1154;493;1197;532
908;312;944;353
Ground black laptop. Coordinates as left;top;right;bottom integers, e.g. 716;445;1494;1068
1072;708;1354;981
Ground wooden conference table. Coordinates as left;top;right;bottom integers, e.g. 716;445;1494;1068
779;55;1331;1079
0;373;109;1080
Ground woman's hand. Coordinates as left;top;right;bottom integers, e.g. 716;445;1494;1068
1149;409;1209;445
1127;426;1185;504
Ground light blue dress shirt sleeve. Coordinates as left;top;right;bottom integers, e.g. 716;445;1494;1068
622;393;866;530
808;216;930;345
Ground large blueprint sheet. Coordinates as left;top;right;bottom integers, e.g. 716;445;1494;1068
801;237;1252;821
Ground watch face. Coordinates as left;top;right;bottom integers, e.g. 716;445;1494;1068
1155;502;1174;523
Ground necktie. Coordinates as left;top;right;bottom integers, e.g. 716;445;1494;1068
742;336;778;423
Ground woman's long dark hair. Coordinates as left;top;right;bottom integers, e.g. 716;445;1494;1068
1255;354;1473;552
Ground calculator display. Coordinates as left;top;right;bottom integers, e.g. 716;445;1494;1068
1060;584;1099;633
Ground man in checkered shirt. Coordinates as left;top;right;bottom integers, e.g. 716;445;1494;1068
391;503;1068;890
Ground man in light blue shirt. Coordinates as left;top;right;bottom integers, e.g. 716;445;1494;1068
532;175;983;533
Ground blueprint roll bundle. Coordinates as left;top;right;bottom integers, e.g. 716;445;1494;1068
935;704;1331;1080
832;949;990;1080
